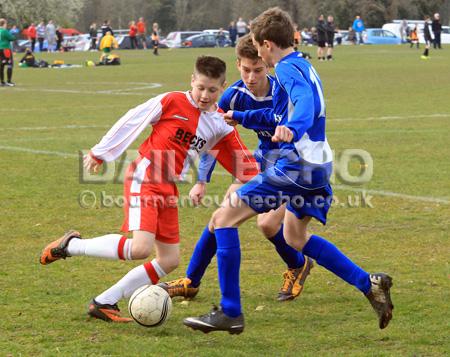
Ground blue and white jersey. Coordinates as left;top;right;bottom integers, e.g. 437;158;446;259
197;77;277;182
233;52;333;189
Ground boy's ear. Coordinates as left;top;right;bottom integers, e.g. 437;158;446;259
236;58;241;70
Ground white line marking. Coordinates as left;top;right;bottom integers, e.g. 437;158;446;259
0;145;78;158
334;185;449;204
329;113;450;122
0;125;108;132
0;145;447;204
10;82;163;96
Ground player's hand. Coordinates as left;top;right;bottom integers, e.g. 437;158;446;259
189;182;207;206
272;125;294;143
223;110;238;126
83;153;102;174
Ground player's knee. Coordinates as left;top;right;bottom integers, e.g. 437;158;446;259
158;255;179;274
257;217;279;238
284;228;309;251
210;208;225;228
131;243;152;260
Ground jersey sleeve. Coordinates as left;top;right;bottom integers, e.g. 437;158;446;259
197;153;217;183
218;88;234;112
276;63;314;142
212;129;259;183
232;108;277;131
90;93;166;162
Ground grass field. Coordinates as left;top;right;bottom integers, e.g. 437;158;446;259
1;45;449;356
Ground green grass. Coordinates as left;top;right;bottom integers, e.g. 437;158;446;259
1;46;449;356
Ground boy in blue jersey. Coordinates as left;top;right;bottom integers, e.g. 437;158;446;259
184;7;394;334
159;35;313;302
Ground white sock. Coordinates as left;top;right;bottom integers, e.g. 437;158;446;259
151;259;167;278
95;265;151;305
95;260;167;305
67;234;133;260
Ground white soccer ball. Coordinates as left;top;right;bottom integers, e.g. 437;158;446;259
128;285;172;327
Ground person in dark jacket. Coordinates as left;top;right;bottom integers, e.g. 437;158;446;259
422;16;433;59
432;13;442;49
56;27;64;52
228;21;237;47
325;15;335;61
101;20;113;38
316;14;327;61
89;23;97;50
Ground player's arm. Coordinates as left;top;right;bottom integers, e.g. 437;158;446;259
86;94;166;172
212;129;259;183
225;108;276;131
274;63;315;143
189;153;218;205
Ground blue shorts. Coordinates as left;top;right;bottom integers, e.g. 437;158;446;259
236;166;333;225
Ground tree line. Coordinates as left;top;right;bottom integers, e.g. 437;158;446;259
1;0;448;33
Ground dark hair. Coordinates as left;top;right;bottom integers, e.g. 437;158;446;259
250;7;294;49
194;56;226;82
236;34;259;61
0;18;6;27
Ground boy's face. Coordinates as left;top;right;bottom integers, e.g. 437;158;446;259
191;73;225;111
252;36;274;68
237;57;269;92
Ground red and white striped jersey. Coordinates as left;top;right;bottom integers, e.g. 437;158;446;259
91;91;259;182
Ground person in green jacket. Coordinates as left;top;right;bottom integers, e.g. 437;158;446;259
0;18;15;86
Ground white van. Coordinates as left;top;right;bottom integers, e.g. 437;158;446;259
382;21;450;44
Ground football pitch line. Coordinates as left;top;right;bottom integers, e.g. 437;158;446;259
10;82;163;96
1;145;448;205
329;113;450;122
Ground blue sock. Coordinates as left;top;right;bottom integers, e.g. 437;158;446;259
186;225;217;287
215;227;241;317
302;235;371;294
269;225;305;269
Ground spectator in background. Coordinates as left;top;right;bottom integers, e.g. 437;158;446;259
228;21;237;47
56;27;64;51
347;26;356;45
400;19;408;43
37;21;46;52
129;21;138;49
101;20;114;37
9;25;20;52
236;17;247;38
151;23;160;55
409;25;419;49
46;20;56;52
89;23;97;50
216;28;226;47
421;15;433;59
316;14;327;61
27;23;37;52
432;13;442;49
137;17;147;49
325;15;335;60
352;15;365;44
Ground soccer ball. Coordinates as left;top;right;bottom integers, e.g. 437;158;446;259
128;285;172;327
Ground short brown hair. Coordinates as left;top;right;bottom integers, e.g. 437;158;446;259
0;18;6;27
250;7;294;49
236;34;259;61
194;56;226;82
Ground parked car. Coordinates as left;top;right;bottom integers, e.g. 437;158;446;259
160;31;202;48
362;29;402;45
182;33;218;48
383;21;450;45
202;29;231;47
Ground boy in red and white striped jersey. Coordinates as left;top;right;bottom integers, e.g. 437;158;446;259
40;56;259;322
